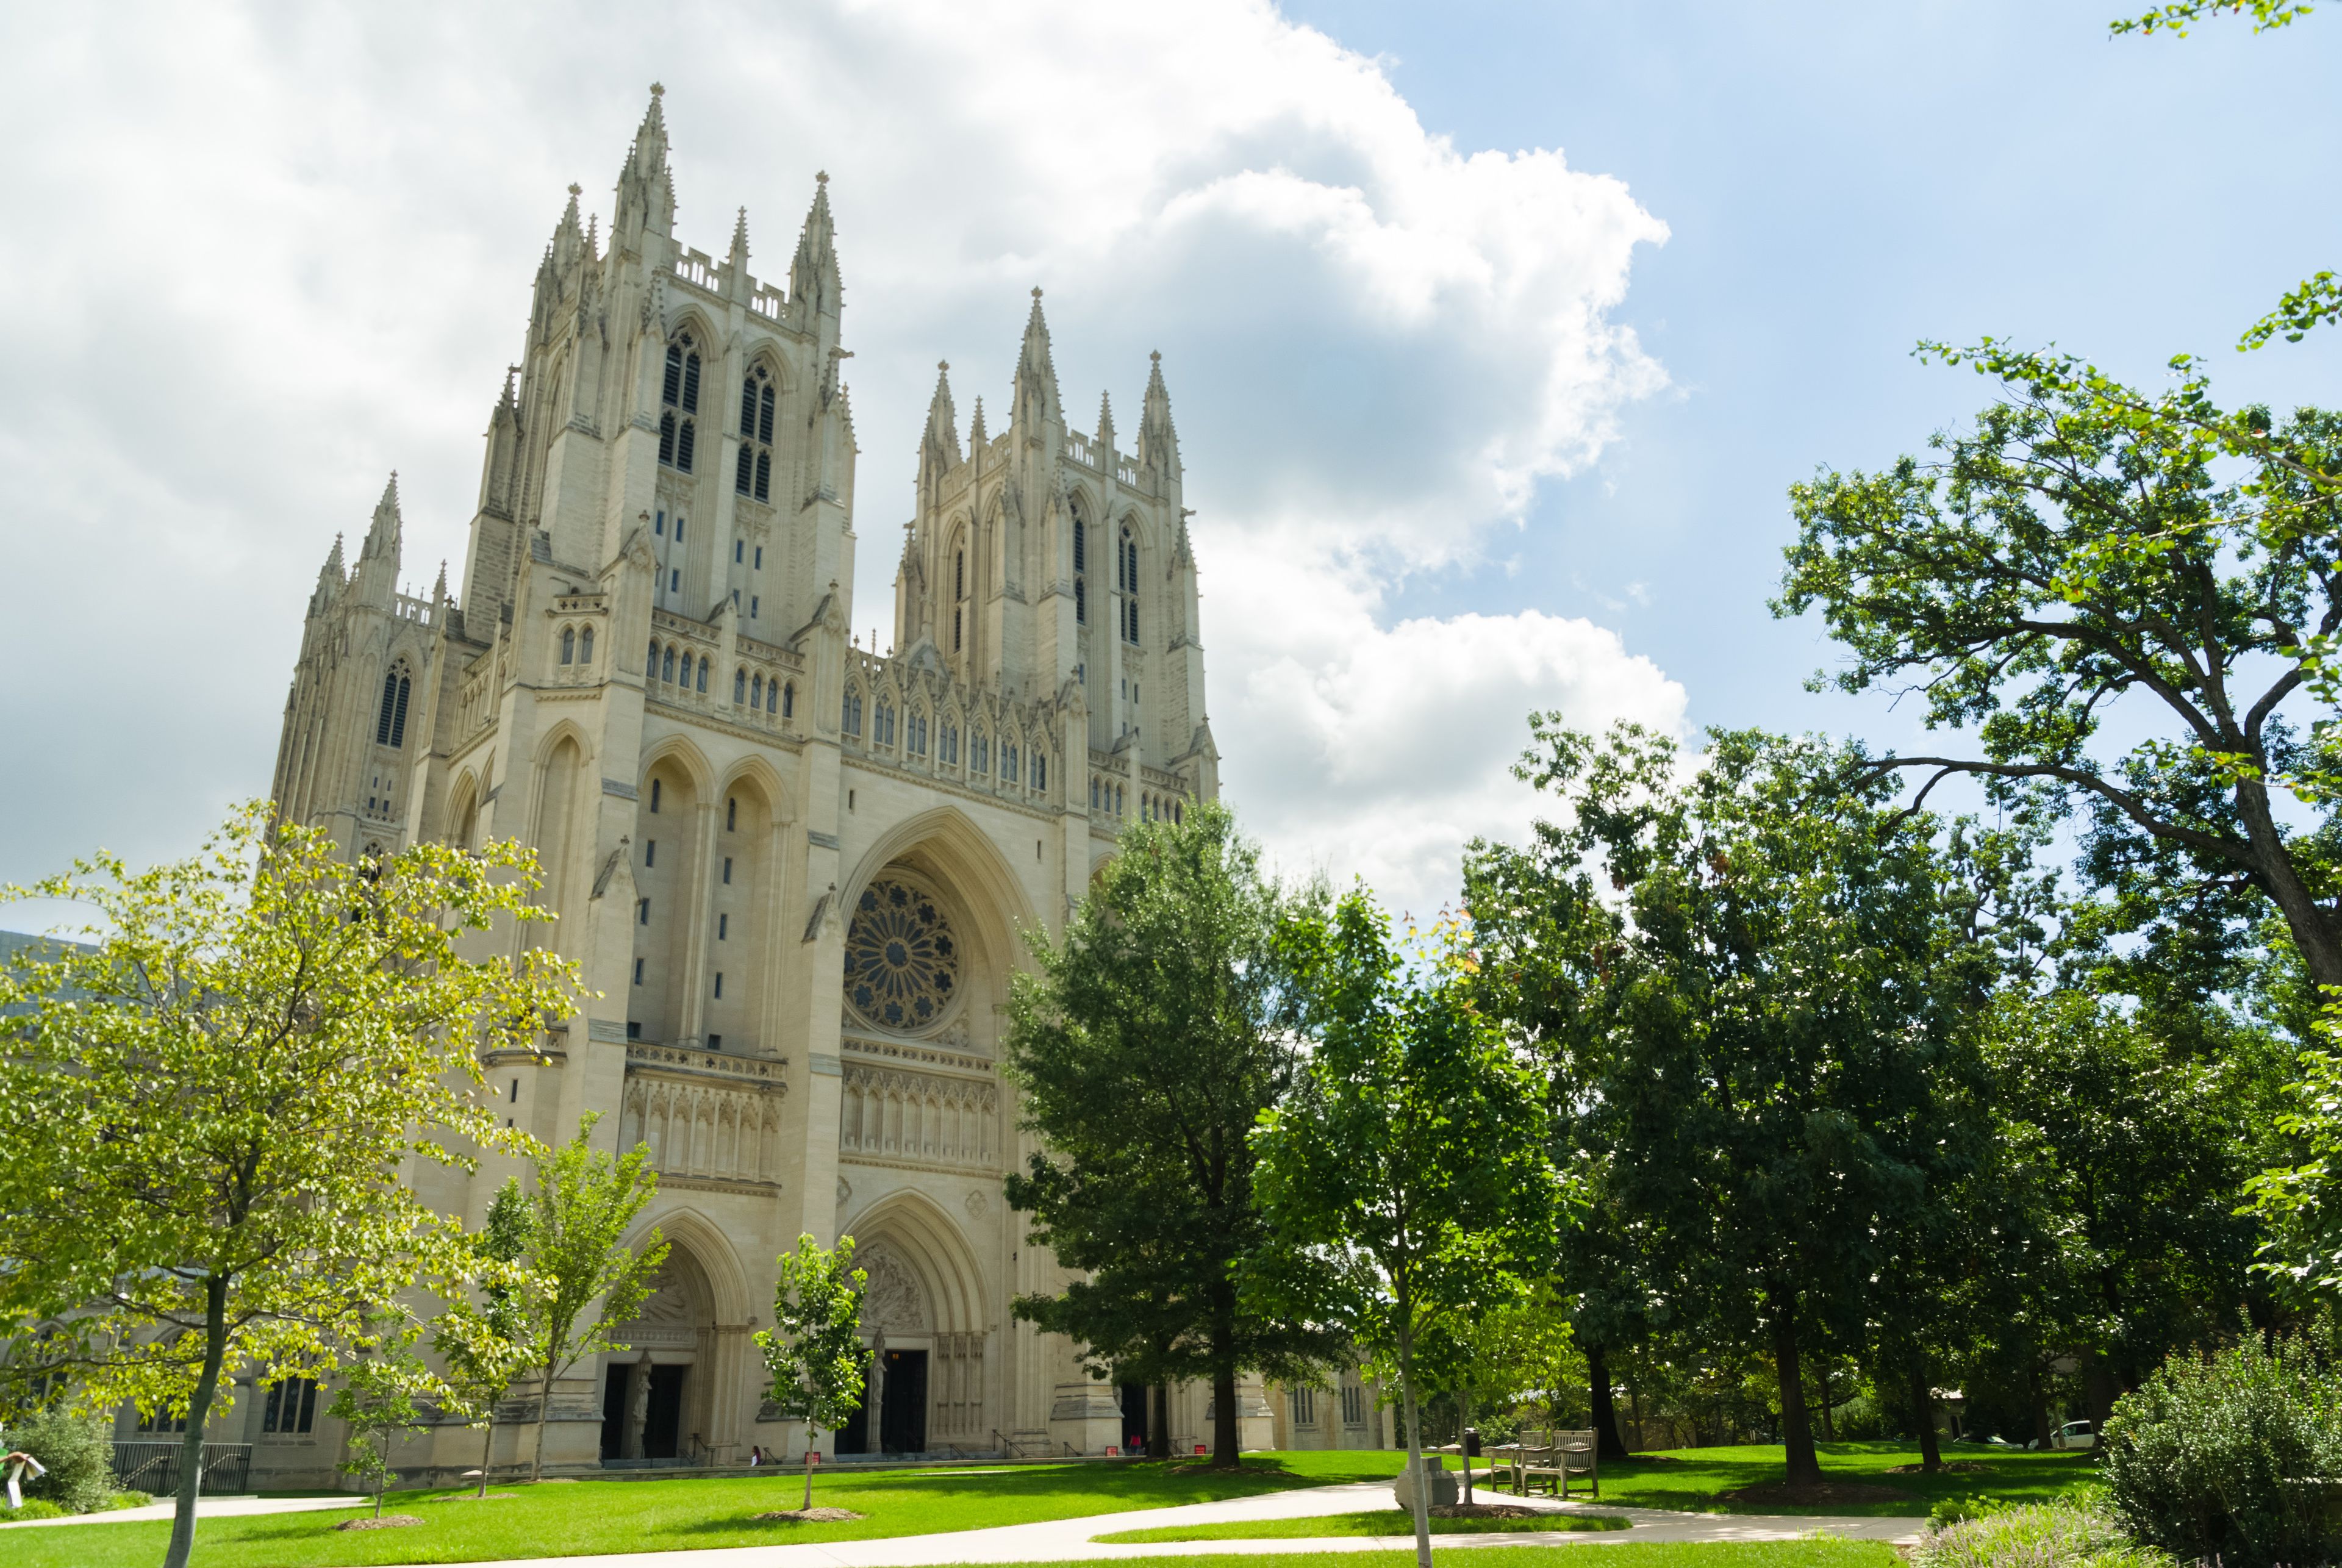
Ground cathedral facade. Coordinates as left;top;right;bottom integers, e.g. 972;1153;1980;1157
254;88;1410;1480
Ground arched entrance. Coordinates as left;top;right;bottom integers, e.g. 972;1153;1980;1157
600;1245;715;1464
834;1196;991;1457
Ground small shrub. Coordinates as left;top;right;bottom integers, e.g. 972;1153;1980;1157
1930;1494;2010;1528
6;1409;120;1514
1914;1498;2173;1568
108;1489;152;1509
2101;1331;2342;1568
6;1498;68;1520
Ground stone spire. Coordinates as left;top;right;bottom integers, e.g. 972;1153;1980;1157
552;182;585;271
729;205;750;269
1139;349;1182;479
969;396;987;448
790;171;841;321
612;83;675;247
362;473;403;561
309;532;346;617
922;360;962;473
432;559;449;604
1094;390;1115;451
1013;287;1061;432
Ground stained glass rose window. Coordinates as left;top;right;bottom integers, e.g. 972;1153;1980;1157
843;878;959;1031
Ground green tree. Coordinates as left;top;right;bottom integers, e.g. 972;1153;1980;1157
0;803;577;1568
326;1308;437;1520
1254;890;1563;1568
432;1178;540;1497
1414;1281;1581;1502
512;1115;667;1481
1004;802;1337;1466
754;1233;867;1510
1488;721;1977;1489
1777;349;2342;989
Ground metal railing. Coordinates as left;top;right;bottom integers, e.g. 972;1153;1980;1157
112;1441;252;1497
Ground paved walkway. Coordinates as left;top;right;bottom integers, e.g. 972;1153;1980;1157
3;1477;1928;1562
0;1492;373;1529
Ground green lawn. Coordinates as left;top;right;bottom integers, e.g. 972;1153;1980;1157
1481;1441;2097;1517
1094;1507;1633;1541
0;1442;2065;1566
0;1454;1396;1568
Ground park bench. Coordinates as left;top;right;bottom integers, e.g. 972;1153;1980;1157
1508;1428;1599;1499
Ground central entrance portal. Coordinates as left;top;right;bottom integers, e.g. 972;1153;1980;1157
879;1350;928;1454
839;1348;929;1454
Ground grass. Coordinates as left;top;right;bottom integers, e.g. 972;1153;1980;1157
1094;1507;1634;1541
0;1453;1398;1568
0;1442;2079;1565
985;1550;1898;1568
1489;1442;2100;1518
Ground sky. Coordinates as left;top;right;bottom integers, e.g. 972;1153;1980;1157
2;0;2337;922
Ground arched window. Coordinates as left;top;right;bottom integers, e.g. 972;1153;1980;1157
696;656;709;693
1119;526;1140;644
560;627;576;665
773;679;786;715
939;720;958;763
1072;509;1088;625
751;673;764;709
908;709;928;756
843;687;863;736
579;627;593;665
650;778;662;813
734;667;747;704
374;662;412;748
1090;776;1100;809
875;702;896;746
661;645;676;684
647;639;660;677
972;731;990;775
661;332;700;472
736;364;776;501
1173;800;1183;825
1033;752;1046;790
1003;742;1019;782
727;796;737;831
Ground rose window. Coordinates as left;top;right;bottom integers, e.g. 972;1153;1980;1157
844;879;959;1031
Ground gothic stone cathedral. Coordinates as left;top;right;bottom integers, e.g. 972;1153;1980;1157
262;88;1382;1481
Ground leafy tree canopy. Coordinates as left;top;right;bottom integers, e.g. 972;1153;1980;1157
1003;801;1337;1465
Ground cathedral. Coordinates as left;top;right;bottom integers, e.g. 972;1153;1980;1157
257;88;1386;1481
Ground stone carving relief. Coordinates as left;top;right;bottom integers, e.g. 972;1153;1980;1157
964;1189;989;1220
858;1247;928;1334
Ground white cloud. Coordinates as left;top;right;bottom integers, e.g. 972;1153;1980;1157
0;0;1678;912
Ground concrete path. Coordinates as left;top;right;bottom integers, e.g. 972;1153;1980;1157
1;1492;373;1529
2;1477;1928;1563
456;1479;1924;1567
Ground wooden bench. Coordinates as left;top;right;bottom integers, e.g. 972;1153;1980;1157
1509;1428;1598;1499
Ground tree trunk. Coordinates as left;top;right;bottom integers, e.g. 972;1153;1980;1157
1210;1280;1241;1467
2237;778;2342;989
478;1416;495;1498
374;1445;386;1519
1395;1315;1433;1568
1909;1367;1941;1472
1627;1381;1644;1453
2029;1369;2054;1450
1211;1367;1239;1467
1817;1361;1835;1444
162;1273;230;1568
531;1360;556;1482
1459;1389;1474;1505
2083;1350;2118;1442
1150;1384;1170;1459
1770;1301;1822;1489
804;1434;817;1511
1588;1345;1629;1459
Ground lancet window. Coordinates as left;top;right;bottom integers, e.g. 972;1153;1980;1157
736;363;775;501
659;331;701;473
375;660;412;748
1117;524;1140;644
1072;509;1088;625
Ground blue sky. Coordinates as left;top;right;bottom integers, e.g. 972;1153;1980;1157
1;1;2335;919
1289;0;2342;743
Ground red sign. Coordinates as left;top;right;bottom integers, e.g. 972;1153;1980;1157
1194;1444;1206;1456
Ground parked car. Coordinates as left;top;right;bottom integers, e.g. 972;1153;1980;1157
2054;1420;2094;1450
